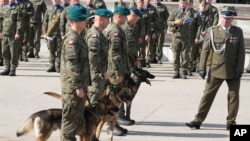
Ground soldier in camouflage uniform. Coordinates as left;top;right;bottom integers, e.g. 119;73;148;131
118;6;142;126
0;0;23;76
206;0;219;27
60;0;83;40
103;6;130;136
60;6;90;141
85;8;113;111
154;0;169;64
0;0;7;66
43;0;64;73
16;0;34;62
28;0;46;58
167;0;190;79
193;1;213;72
134;0;147;67
144;0;158;67
186;0;201;75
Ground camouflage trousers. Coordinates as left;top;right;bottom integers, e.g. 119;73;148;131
2;35;20;70
61;93;85;141
28;23;42;55
87;73;106;104
20;24;31;58
156;31;165;61
146;35;157;63
47;37;62;68
171;37;189;72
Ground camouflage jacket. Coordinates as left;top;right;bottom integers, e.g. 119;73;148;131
0;5;22;36
43;6;64;38
103;22;128;84
187;8;202;40
85;26;108;78
144;4;158;35
61;29;91;92
121;22;138;70
16;0;34;27
30;0;47;24
134;8;146;39
207;4;219;27
155;3;169;31
167;8;190;38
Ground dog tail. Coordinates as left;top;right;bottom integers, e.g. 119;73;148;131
16;117;34;137
43;91;62;100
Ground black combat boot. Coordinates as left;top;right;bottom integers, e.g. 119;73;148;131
145;62;151;68
0;60;3;66
47;66;56;72
172;71;180;79
27;50;35;58
187;69;193;76
117;115;135;126
113;123;127;136
9;70;16;76
0;69;10;75
182;71;187;79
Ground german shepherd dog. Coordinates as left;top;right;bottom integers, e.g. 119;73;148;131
16;93;120;141
125;68;155;121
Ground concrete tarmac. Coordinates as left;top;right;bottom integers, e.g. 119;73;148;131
1;42;250;141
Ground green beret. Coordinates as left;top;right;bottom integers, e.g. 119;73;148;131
114;6;130;16
68;6;90;21
129;7;142;17
95;9;113;17
221;6;237;18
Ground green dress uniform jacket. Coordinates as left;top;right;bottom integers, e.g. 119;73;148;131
199;25;245;79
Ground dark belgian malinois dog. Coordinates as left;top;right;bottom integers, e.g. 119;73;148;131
16;93;120;141
124;68;155;121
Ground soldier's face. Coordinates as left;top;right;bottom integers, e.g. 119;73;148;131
9;0;14;4
101;17;110;29
187;2;193;9
52;0;60;4
179;0;187;8
221;17;233;28
144;0;150;5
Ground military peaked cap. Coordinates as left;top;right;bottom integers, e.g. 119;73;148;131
114;6;130;15
129;7;142;17
68;6;90;21
221;6;237;18
95;9;113;17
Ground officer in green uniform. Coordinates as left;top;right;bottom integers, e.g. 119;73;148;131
16;0;34;62
154;0;169;64
27;0;46;58
60;6;90;141
118;6;142;126
43;0;64;72
85;8;113;110
167;0;190;79
186;0;201;76
186;6;245;130
144;0;158;67
103;5;130;136
0;0;22;76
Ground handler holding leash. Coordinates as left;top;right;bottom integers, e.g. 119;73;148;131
60;6;91;141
